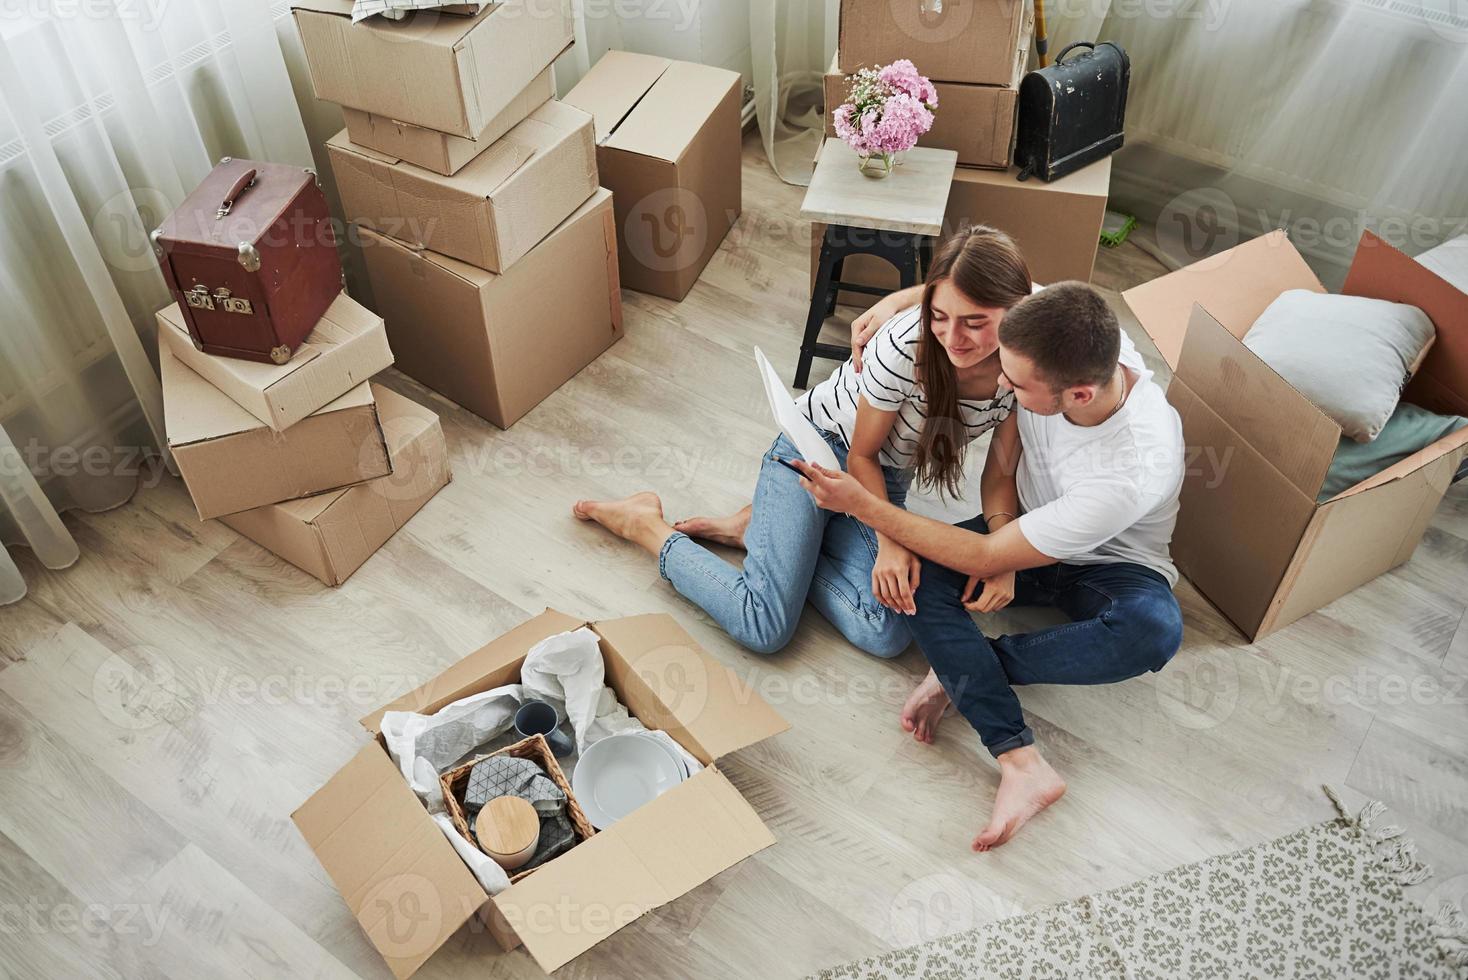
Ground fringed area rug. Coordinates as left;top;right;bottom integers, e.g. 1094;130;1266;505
811;788;1468;979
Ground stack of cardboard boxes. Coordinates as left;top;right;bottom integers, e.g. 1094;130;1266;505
157;295;452;586
291;0;622;429
818;0;1113;295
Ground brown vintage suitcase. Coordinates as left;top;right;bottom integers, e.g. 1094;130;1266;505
152;157;342;365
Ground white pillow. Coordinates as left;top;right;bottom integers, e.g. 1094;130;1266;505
1242;289;1435;443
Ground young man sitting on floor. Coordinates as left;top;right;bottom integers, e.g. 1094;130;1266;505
793;281;1186;851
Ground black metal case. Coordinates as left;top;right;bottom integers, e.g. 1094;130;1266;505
1014;41;1130;182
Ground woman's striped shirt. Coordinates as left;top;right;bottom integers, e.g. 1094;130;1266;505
795;305;1015;471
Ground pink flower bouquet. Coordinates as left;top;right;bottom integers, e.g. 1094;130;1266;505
831;59;937;177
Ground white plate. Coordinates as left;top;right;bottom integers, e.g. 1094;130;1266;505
635;731;690;779
572;733;686;830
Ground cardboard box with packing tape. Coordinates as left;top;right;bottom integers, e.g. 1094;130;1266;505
292;609;790;977
328;99;599;273
1123;230;1468;640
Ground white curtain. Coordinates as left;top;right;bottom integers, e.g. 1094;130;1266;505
750;0;835;185
1051;0;1468;283
0;0;313;605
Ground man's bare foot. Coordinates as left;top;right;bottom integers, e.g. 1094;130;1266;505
673;504;753;549
973;746;1066;851
572;491;675;556
901;668;950;744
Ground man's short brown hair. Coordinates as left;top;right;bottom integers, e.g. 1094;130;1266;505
998;281;1120;389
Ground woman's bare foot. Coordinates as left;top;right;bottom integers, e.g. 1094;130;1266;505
901;668;950;744
972;746;1067;851
673;504;753;549
572;492;676;556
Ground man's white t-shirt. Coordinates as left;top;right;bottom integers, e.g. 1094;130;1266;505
1014;333;1185;586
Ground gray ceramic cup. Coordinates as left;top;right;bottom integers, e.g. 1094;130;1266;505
514;700;575;757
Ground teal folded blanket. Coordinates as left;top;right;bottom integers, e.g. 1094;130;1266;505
1319;402;1468;502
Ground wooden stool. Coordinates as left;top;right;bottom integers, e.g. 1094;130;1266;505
796;140;958;388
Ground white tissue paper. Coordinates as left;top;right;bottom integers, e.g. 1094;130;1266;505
350;0;487;23
380;627;703;894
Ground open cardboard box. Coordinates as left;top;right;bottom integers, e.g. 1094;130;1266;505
561;50;742;300
1123;230;1468;640
293;609;790;977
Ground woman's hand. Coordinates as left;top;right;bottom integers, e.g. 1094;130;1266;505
789;460;873;517
963;570;1016;614
873;540;921;615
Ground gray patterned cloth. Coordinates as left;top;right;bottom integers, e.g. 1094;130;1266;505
809;789;1467;979
463;756;575;871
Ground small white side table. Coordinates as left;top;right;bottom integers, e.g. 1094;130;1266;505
795;139;958;387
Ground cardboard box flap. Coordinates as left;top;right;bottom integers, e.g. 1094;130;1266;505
603;60;740;162
592;614;790;766
492;766;774;972
1343;230;1468;418
360;608;586;732
160;346;376;446
1327;423;1468;501
291;741;486;980
1123;230;1323;369
562;50;671;144
1173;303;1341;497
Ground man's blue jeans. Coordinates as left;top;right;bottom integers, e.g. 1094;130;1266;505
907;515;1184;756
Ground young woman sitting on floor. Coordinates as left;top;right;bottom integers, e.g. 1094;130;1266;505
572;225;1032;658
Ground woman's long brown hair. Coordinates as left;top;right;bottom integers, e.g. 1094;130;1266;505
912;225;1032;499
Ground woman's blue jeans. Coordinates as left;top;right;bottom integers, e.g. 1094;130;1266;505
659;431;911;657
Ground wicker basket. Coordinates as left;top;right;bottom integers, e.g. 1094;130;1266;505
440;733;595;883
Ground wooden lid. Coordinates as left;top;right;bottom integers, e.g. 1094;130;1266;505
475;796;539;856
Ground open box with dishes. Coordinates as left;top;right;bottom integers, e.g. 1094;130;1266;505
292;609;789;977
1123;230;1468;640
439;733;596;879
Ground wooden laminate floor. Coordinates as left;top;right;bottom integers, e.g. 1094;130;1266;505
3;131;1466;980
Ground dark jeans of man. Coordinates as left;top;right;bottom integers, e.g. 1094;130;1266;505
907;515;1184;756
